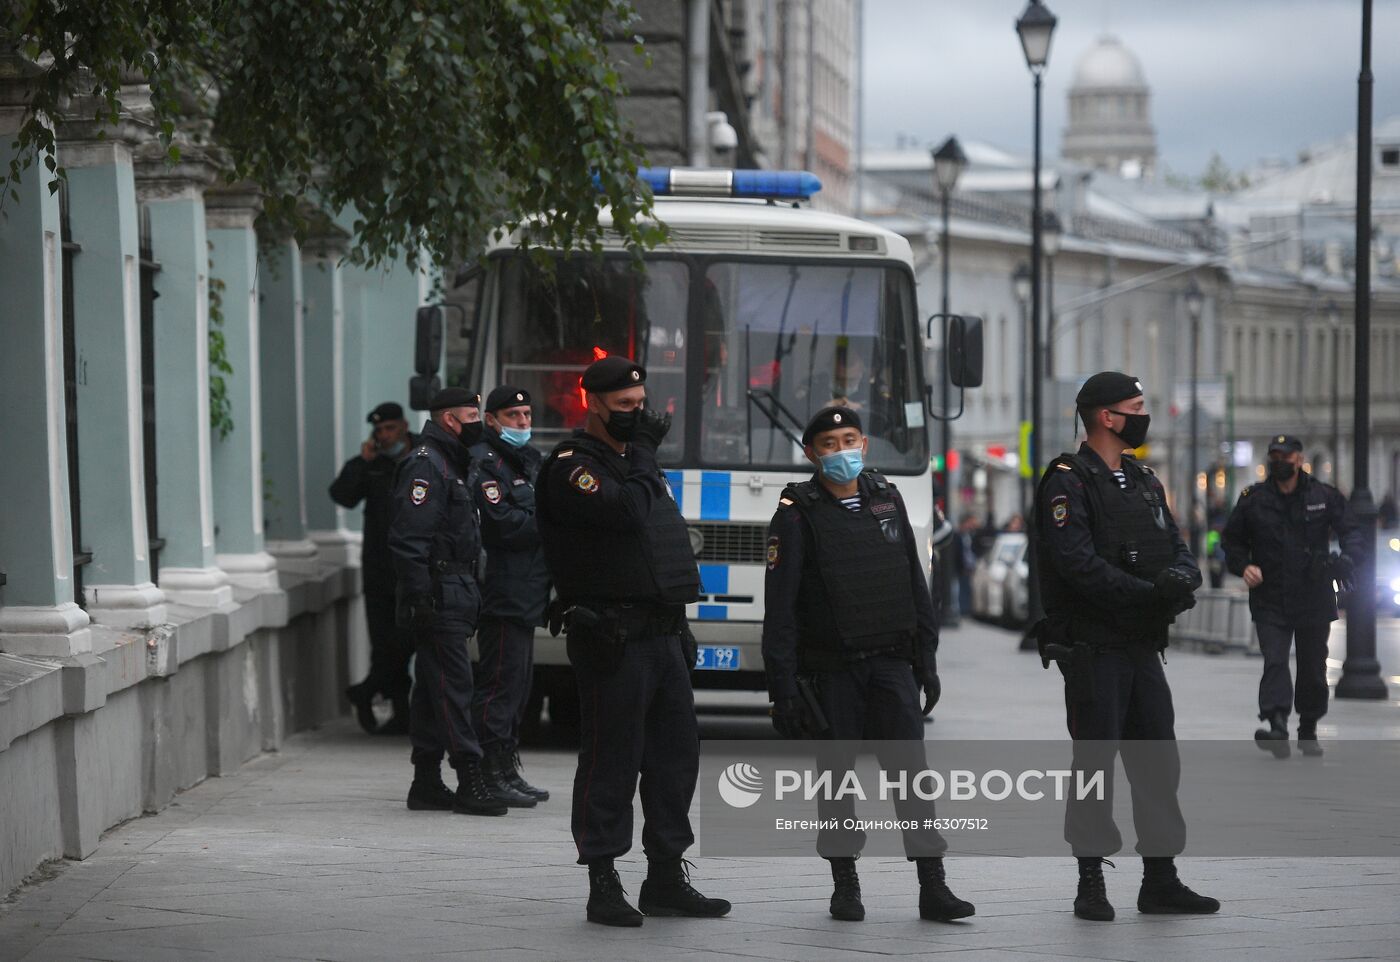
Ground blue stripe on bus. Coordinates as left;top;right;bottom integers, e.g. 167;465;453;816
665;470;685;513
697;604;728;621
698;564;729;596
700;471;731;520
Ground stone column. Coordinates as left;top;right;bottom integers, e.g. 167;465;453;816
134;145;233;608
205;185;277;589
0;55;92;655
300;227;359;567
56;104;168;628
259;237;319;573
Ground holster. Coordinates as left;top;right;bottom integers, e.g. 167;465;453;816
1034;616;1095;706
563;604;625;675
795;675;832;738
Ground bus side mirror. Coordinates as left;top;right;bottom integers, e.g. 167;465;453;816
415;306;444;376
948;315;983;388
409;375;441;411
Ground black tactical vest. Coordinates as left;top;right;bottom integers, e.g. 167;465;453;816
538;433;700;606
785;472;917;658
1042;452;1176;646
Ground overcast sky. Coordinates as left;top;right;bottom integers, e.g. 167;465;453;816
862;0;1400;177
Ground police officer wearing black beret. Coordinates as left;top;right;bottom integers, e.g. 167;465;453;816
1222;434;1362;756
1034;372;1217;921
388;388;505;817
762;405;974;924
536;356;730;927
468;386;550;807
332;402;417;734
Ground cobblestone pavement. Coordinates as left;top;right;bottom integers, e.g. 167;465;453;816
2;619;1398;961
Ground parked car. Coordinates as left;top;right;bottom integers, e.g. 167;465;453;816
971;532;1028;625
1378;532;1400;618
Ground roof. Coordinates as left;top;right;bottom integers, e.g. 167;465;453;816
1070;35;1148;92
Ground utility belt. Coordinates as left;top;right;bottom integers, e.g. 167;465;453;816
798;639;912;674
432;558;477;578
1033;615;1164;707
550;600;692;675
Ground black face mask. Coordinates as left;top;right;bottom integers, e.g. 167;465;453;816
1106;410;1151;449
1269;460;1297;482
602;407;639;443
456;420;484;447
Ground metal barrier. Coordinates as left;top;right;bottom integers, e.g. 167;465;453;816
1168;588;1259;654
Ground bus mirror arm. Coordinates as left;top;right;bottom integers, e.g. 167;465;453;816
746;390;804;448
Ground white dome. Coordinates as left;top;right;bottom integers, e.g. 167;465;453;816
1071;35;1147;90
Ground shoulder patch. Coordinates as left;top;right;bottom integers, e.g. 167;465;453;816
766;535;780;570
1051;493;1070;527
481;480;502;504
410;478;430;505
568;464;599;495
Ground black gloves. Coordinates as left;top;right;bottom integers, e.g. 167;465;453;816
631;409;672;451
770;697;807;739
1324;552;1355;582
918;655;940;715
1153;567;1197;604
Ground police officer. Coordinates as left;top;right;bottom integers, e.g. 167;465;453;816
762;405;974;924
536;356;730;927
469;385;550;806
1222;434;1362;757
332;401;416;734
388;388;505;817
1034;372;1218;921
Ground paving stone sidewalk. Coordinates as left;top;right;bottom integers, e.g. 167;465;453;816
2;621;1398;962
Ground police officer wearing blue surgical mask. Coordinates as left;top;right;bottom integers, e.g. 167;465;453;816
762;405;973;925
467;385;553;808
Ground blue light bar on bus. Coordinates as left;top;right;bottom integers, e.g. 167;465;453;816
605;167;823;200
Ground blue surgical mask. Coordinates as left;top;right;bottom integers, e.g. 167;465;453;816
382;440;408;459
818;449;864;483
498;425;532;448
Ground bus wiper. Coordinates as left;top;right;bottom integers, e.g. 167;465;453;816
746;389;804;448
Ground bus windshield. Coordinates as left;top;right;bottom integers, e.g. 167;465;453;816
492;254;926;473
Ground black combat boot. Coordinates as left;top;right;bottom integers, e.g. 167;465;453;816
1297;719;1324;757
587;860;644;927
505;750;550;801
406;764;455;811
451;758;508;816
1253;711;1291;758
1137;857;1220;914
345;681;378;734
1073;857;1115;921
483;750;537;808
915;857;975;921
828;857;865;921
637;857;730;918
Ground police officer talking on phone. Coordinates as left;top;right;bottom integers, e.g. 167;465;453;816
388;388;505;817
1222;434;1363;757
1034;372;1218;922
762;405;974;925
535;356;730;928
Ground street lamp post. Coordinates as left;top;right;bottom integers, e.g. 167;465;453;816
1042;211;1062;380
1016;0;1056;650
1185;278;1205;560
1328;299;1341;485
933;135;968;628
1338;0;1387;699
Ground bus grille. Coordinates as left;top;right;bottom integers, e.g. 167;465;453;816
691;521;768;564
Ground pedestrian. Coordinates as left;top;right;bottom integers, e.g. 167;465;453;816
1222;434;1363;757
469;385;551;807
762;405;975;924
535;356;730;927
1033;371;1219;922
331;401;416;735
388;388;505;817
954;516;977;616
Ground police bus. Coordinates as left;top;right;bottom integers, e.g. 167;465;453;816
436;168;962;728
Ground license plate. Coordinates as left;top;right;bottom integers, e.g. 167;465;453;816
695;645;740;671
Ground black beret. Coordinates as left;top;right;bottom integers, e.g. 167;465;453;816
485;385;531;413
367;401;404;424
428;387;481;412
1267;434;1303;454
1076;371;1144;409
581;356;646;393
802;405;863;446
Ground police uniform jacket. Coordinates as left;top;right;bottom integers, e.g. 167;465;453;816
1035;443;1198;649
328;434;416;588
535;430;699;607
468;432;551;625
1221;470;1361;626
761;470;938;701
388;420;482;632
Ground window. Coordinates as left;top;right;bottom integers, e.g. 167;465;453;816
1381;147;1399;168
138;204;164;574
58;181;91;605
